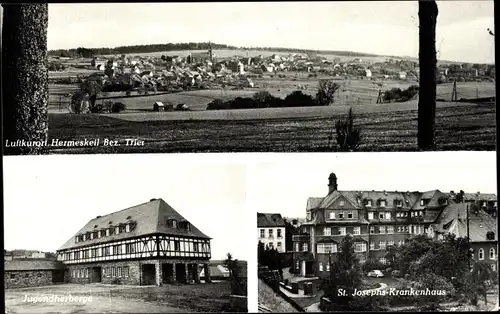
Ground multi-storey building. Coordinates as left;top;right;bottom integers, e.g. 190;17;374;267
292;173;497;278
431;203;498;271
257;213;286;253
56;198;212;286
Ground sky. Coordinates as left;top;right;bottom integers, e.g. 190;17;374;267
44;1;495;64
3;154;250;261
254;152;497;218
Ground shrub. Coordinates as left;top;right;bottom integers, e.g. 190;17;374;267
316;79;340;106
335;108;361;151
284;90;316;107
111;102;126;113
391;270;401;278
362;259;386;272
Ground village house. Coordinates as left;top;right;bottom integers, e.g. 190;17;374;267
5;260;66;289
399;71;407;80
291;173;497;278
430;203;498;271
258;213;286;253
56;198;212;286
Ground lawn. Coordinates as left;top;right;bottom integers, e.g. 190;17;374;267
4;282;233;314
46;101;495;154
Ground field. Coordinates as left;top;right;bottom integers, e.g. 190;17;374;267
4;282;233;314
48;75;495;113
47;101;495;154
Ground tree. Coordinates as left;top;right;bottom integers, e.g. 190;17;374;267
316;79;340;106
334;108;361;151
467;262;493;305
417;0;438;150
322;235;363;310
2;4;49;155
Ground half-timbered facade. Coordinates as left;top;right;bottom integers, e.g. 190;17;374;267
56;198;212;286
292;173;497;278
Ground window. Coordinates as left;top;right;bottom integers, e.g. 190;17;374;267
339;212;344;219
319;262;323;272
329;212;336;220
492;264;496;272
125;224;130;232
326;263;330;271
84;250;89;258
385;212;391;220
260;229;265;238
104;246;111;256
126;243;136;254
277;229;282;238
405;226;409;232
75;236;80;243
295;243;299;252
396;212;401;218
193;243;199;252
339;227;346;235
366;199;372;207
370;226;374;234
113;245;122;255
368;212;374;220
379;241;386;250
489;248;495;260
379;258;387;264
380;200;386;207
269;229;274;238
72;270;76;278
354;242;366;252
370;242;375;250
124;266;129;277
323;227;331;236
268;242;274;250
420;199;424;206
354;227;361;235
347;212;353;219
411;212;415;218
379;213;384;219
174;241;180;251
91;248;98;258
107;268;111;277
403;212;408;217
118;267;122;277
302;243;308;252
317;243;336;253
379;226;385;234
106;229;110;236
387;226;394;234
478;248;484;260
388;241;394;247
396;200;403;207
339;200;345;206
277;242;282;248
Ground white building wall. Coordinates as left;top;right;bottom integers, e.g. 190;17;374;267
258;227;286;253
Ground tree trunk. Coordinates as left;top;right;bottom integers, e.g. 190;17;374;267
2;4;49;155
417;1;438;150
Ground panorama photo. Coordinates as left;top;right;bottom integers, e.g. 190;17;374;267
1;1;496;154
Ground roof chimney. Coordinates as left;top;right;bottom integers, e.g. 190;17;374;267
328;173;338;194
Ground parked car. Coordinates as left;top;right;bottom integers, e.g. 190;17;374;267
367;270;384;278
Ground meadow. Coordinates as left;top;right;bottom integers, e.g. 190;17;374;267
47;101;495;154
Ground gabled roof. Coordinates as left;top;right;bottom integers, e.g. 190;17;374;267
5;260;66;271
463;193;497;202
58;198;210;251
257;213;285;227
434;203;497;242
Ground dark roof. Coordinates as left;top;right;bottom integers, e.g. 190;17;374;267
434;203;497;242
58;198;210;251
462;193;497;202
5;260;66;271
257;213;285;227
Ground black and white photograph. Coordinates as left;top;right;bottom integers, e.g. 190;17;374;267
3;155;249;313
255;152;498;312
1;1;496;155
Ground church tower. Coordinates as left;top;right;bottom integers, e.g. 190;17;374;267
328;173;338;194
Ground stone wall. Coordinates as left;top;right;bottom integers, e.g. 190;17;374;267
5;270;53;289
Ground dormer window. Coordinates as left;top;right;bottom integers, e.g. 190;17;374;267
126;216;132;220
179;221;191;231
380;200;386;207
75;236;80;243
82;234;86;241
119;224;127;233
125;224;130;232
105;229;110;236
395;199;403;207
420;200;424;206
366;199;372;207
482;201;487;207
98;230;103;238
338;212;344;219
115;226;120;234
347;212;353;219
167;219;178;228
109;227;115;236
